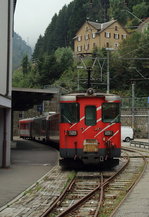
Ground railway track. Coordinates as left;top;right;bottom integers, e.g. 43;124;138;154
40;157;129;217
0;147;147;217
41;148;147;217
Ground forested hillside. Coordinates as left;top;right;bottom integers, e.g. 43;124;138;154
33;0;149;58
33;0;109;59
13;0;149;96
13;32;32;70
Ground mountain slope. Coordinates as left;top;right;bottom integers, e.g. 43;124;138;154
13;32;32;70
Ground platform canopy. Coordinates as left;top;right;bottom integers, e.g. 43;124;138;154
12;87;59;111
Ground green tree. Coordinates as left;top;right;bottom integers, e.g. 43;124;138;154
132;2;149;19
33;55;61;87
54;47;73;71
108;0;128;25
110;30;149;96
12;70;24;87
43;14;58;54
32;35;44;60
21;55;30;74
126;0;148;11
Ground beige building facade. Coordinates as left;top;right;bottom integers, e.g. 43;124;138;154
74;20;128;55
137;17;149;33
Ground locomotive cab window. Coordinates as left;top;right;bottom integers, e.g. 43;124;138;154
60;103;80;123
102;103;120;123
85;106;96;126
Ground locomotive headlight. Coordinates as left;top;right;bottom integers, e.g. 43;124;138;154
67;130;77;136
104;130;113;136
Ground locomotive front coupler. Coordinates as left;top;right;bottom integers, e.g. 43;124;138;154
105;140;115;149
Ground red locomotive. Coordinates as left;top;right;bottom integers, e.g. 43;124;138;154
59;88;121;166
19;88;121;166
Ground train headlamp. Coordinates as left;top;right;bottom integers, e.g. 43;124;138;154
104;130;113;136
86;88;95;95
67;130;77;136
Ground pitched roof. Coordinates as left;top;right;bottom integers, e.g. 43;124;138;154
137;17;149;30
87;19;117;32
74;19;127;39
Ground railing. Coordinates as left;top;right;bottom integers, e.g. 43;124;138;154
130;140;149;149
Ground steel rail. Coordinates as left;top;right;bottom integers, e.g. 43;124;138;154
93;173;104;217
39;176;76;217
45;157;129;217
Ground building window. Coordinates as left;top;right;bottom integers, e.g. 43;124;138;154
106;42;109;48
121;34;127;39
105;32;111;38
115;26;118;31
85;34;89;40
85;44;89;51
92;32;96;38
114;33;119;39
93;43;96;48
77;46;82;52
114;43;119;48
78;36;82;42
145;24;149;31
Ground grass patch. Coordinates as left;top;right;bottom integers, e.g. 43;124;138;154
23;182;42;196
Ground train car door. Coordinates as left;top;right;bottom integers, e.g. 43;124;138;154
77;97;103;153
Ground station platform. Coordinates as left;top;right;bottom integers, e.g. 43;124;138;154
114;139;149;217
0;138;59;208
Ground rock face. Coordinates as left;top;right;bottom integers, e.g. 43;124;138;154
13;32;32;70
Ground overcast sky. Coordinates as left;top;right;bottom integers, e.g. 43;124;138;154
14;0;73;48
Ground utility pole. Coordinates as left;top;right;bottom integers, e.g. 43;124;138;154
131;82;135;129
148;109;149;144
87;67;92;88
129;66;149;129
147;97;149;144
107;50;110;94
77;66;84;91
106;48;114;94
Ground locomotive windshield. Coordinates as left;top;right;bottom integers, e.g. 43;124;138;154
60;103;80;123
102;103;120;123
85;106;96;126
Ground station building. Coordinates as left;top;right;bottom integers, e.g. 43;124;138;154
0;0;17;167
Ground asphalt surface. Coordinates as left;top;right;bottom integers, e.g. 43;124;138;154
0;138;59;208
